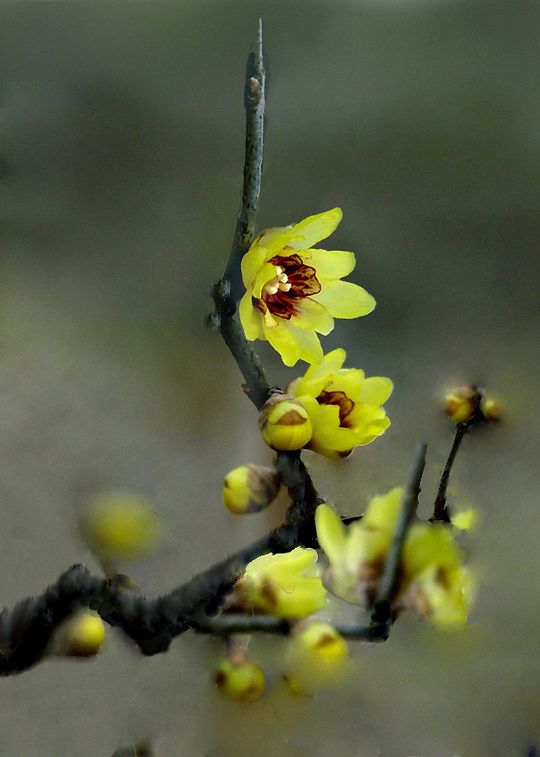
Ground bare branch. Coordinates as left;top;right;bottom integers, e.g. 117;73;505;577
430;422;469;523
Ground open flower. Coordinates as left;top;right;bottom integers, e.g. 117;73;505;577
316;490;472;628
232;547;327;618
287;348;392;458
239;208;375;366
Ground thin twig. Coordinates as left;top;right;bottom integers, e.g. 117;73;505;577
371;442;427;626
212;18;270;410
430;422;469;523
193;613;389;642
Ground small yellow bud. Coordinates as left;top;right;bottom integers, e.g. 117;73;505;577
259;392;312;451
284;621;348;695
57;610;106;657
480;396;502;422
215;659;266;703
444;386;477;423
223;464;280;514
79;491;159;562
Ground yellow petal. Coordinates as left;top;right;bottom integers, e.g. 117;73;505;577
294;298;334;336
315;504;346;565
238;291;263;340
314;281;375;318
241;244;268;288
301;249;356;279
264;322;323;366
287;208;343;250
362;488;404;534
252;261;280;298
290;348;347;397
359;377;393;406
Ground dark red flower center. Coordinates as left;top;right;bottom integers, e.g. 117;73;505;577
253;253;321;322
317;390;355;427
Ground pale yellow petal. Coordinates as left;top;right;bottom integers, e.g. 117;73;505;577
263;321;323;367
294;298;334;336
287;208;343;250
241;245;268;288
314;281;375;318
315;504;346;565
238;291;263;340
252;261;280;298
301;249;356;279
359;377;393;406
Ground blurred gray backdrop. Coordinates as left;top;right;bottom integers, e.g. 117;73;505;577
0;1;539;755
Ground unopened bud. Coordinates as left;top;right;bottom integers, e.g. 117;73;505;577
56;610;106;657
259;392;312;451
480;396;502;422
79;491;159;562
215;658;266;703
284;621;348;695
444;386;478;423
223;464;280;514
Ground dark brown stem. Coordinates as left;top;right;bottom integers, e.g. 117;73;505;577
371;443;427;626
430;423;470;523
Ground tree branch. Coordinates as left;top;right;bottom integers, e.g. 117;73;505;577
430;422;469;523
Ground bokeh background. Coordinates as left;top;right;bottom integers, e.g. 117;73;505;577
1;1;539;755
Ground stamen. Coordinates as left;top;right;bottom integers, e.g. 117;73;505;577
264;284;279;295
279;282;292;292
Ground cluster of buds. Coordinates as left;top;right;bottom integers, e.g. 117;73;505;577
445;385;502;425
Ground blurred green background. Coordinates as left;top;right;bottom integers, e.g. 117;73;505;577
0;1;539;755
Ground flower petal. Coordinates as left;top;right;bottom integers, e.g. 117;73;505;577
301;249;356;280
252;261;280;298
289;348;347;398
287;208;343;250
315;504;346;565
294;298;334;336
239;291;263;340
360;377;393;405
314;281;375;318
262;321;323;366
241;244;268;288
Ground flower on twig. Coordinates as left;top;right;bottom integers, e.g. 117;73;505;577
287;348;392;458
232;547;327;618
239;208;375;366
316;489;472;629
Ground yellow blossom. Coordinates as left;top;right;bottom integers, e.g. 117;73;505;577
238;208;375;366
284;621;349;695
233;547;327;618
223;464;280;514
315;489;402;603
316;490;473;629
56;610;106;657
258;392;312;451
287;348;392;458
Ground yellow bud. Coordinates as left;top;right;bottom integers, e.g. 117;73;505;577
215;659;266;703
444;386;477;423
480;396;502;422
57;610;106;657
284;621;348;695
223;464;280;514
259;393;312;451
79;491;159;561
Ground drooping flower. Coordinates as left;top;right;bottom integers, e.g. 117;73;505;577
287;348;392;458
283;621;349;696
238;208;375;366
315;489;472;629
233;547;327;618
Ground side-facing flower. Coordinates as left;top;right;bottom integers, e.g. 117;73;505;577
232;547;327;618
239;208;375;366
287;348;392;458
315;489;472;628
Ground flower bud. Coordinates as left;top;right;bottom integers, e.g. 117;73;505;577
444;386;478;423
56;610;106;657
259;392;312;451
79;491;159;562
223;464;280;514
215;659;266;703
480;396;502;422
284;621;348;695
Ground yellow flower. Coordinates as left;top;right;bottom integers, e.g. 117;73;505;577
258;392;312;451
401;523;471;629
315;489;403;603
287;348;392;458
233;547;327;618
238;208;375;366
316;490;473;629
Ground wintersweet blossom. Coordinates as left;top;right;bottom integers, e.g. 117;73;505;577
233;547;327;618
238;208;375;366
287;348;392;458
315;489;472;629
